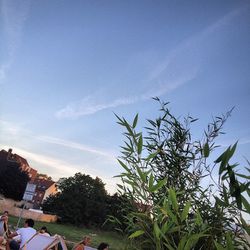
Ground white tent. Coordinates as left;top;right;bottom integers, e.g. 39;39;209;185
20;233;67;250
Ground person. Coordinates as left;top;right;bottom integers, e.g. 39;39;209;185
0;235;6;246
39;226;51;236
0;211;9;237
97;242;109;250
8;218;36;250
0;211;9;221
73;236;91;250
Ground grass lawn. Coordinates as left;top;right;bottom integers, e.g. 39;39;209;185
8;215;128;250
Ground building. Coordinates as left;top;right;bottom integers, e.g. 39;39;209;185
31;177;58;209
0;148;58;209
0;148;37;181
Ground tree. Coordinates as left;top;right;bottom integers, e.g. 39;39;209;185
42;173;108;226
114;99;250;249
0;158;30;200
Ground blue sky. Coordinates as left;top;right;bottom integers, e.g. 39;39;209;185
0;0;249;194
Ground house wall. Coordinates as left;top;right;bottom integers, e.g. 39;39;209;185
43;183;57;201
0;197;57;223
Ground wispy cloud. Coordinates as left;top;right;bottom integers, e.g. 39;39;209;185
55;69;198;119
0;119;117;164
55;95;138;119
0;0;30;81
35;135;117;163
55;7;244;119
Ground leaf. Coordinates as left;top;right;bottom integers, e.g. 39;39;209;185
225;233;234;250
124;120;134;136
116;184;124;190
114;113;124;125
240;216;250;235
161;221;172;234
203;142;210;157
153;221;161;240
190;118;199;123
136;166;146;183
137;134;143;155
177;235;188;250
147;119;157;128
214;241;226;250
235;173;250;180
117;159;131;173
184;233;208;250
241;195;250;213
151;179;166;192
229;141;238;159
132;114;138;128
163;243;175;250
164;205;178;225
222;185;229;205
195;210;203;226
215;142;238;175
113;173;126;178
169;188;179;211
215;196;226;207
181;201;191;222
168;225;181;233
128;230;145;239
148;173;154;190
145;150;159;161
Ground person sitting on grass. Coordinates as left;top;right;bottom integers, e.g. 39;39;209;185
0;211;9;237
39;226;51;236
73;235;91;250
0;235;5;246
7;218;36;250
0;211;11;248
97;242;109;250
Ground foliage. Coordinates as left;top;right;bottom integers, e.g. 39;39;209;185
104;193;136;232
43;173;108;226
114;98;250;249
0;158;30;200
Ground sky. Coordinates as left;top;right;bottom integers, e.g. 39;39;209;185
0;0;249;194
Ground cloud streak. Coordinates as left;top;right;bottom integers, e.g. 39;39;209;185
0;119;116;164
0;0;30;81
55;95;138;119
55;67;198;119
35;135;117;163
55;7;244;119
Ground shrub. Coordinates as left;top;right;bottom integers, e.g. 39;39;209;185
114;99;250;249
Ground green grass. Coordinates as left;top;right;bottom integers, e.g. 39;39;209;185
8;216;128;250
